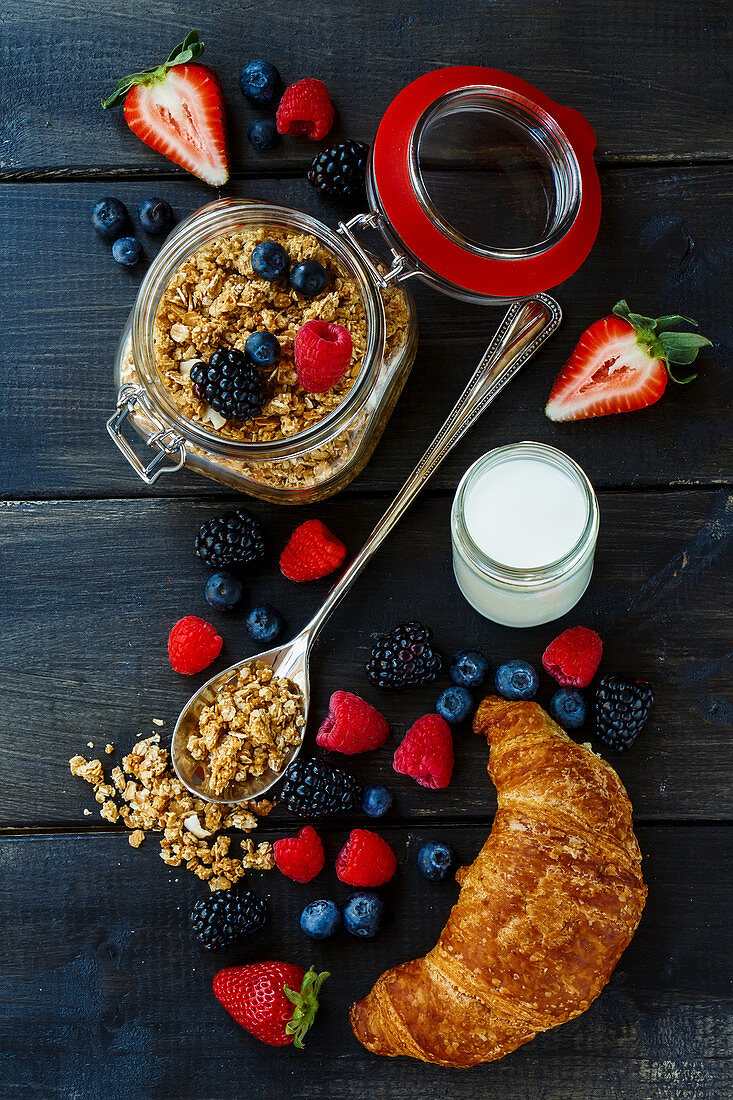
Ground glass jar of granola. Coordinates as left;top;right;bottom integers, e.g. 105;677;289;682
109;68;600;502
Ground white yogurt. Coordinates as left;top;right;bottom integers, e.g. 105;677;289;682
451;443;599;627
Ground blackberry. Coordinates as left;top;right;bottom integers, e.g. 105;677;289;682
595;675;654;751
190;889;267;950
280;756;363;818
365;621;442;691
190;348;265;421
307;140;369;200
195;508;265;568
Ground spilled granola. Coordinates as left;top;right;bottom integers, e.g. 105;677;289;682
70;734;274;891
188;665;305;795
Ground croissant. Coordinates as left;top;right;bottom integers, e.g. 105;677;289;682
350;695;647;1067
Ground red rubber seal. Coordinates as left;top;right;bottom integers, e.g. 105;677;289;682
371;67;601;298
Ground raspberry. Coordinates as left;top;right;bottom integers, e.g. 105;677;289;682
542;626;603;688
273;825;325;883
276;78;334;141
168;616;223;675
280;519;347;582
295;321;353;393
316;691;389;754
335;829;397;887
393;713;454;790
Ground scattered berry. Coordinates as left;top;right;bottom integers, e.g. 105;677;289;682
191;348;265;421
307;140;368;200
362;784;393;818
366;622;442;692
246;604;284;644
316;691;389;755
549;687;588;729
289;260;329;298
247;118;279;150
195;509;265;569
90;197;129;240
239;60;280;106
245;330;281;369
280;756;363;818
336;829;397;888
213;962;328;1048
343;891;385;938
251;240;290;281
276;78;334;141
295;320;353;393
542;626;603;688
300;900;341;940
594;675;654;751
417;841;456;882
190;889;267;950
273;825;325;883
393;714;454;790
111;236;142;266
205;570;243;611
280;519;347;582
436;685;473;726
168;615;223;675
495;659;539;700
137;197;175;235
449;650;489;688
101;31;228;187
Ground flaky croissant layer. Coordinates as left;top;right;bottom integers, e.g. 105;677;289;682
350;696;647;1067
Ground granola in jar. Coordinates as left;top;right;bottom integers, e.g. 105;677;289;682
187;665;305;796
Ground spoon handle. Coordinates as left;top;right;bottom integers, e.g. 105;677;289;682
303;293;562;646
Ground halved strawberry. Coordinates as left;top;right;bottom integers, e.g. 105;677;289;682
545;300;711;421
102;31;228;187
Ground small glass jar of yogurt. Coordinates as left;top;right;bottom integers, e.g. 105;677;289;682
451;442;599;627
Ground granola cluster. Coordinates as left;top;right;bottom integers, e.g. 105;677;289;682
69;734;275;891
189;665;305;795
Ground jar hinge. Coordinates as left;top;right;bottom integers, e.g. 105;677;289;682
337;213;417;287
106;384;186;485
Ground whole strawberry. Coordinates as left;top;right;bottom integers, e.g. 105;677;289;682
545;299;710;421
316;691;389;754
336;828;397;887
393;713;454;789
273;825;325;883
102;31;228;187
213;962;328;1048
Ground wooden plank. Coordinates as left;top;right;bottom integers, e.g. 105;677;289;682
0;168;731;500
1;0;731;174
0;826;730;1099
2;491;731;827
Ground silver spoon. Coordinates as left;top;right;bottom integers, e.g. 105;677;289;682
172;294;561;804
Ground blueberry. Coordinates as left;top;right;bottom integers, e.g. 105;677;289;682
246;604;284;644
449;650;489;688
549;687;588;729
137;197;176;235
417;841;456;882
300;899;341;940
205;571;243;611
245;330;281;369
111;236;142;267
247;118;279;151
343;891;385;938
90;197;129;241
495;659;539;701
239;60;280;106
436;685;473;726
362;784;393;818
251;241;289;281
290;261;329;298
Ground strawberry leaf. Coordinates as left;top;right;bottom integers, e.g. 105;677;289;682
102;29;204;108
613;299;710;384
283;967;329;1049
654;313;698;332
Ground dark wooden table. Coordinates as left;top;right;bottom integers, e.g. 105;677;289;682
1;2;731;1097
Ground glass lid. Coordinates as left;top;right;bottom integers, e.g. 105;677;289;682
367;67;601;302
